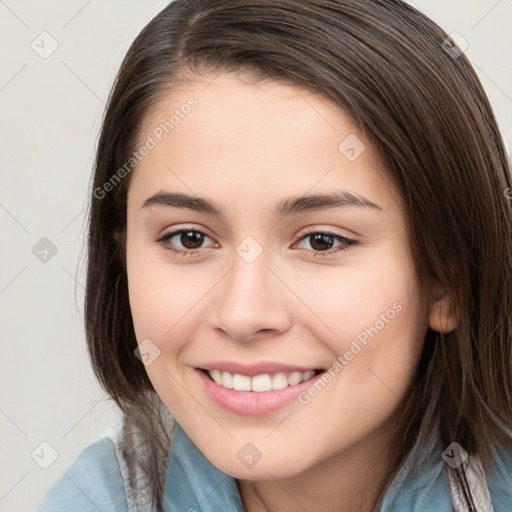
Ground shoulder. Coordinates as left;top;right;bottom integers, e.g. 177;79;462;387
488;444;512;512
35;437;128;512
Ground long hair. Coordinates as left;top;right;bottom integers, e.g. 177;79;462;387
85;1;512;509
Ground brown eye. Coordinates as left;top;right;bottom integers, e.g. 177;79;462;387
308;233;336;251
156;229;216;256
179;231;204;249
293;230;357;258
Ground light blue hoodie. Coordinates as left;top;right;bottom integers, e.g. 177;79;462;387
35;421;512;512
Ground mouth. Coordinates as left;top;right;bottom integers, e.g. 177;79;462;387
199;368;324;392
195;366;326;416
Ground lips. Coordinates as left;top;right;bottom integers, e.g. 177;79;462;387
194;361;326;416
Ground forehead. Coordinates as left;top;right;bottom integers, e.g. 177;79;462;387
137;73;345;152
128;72;396;214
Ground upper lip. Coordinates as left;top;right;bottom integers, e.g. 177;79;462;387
197;361;323;377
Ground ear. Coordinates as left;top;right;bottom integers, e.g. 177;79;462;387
428;283;458;333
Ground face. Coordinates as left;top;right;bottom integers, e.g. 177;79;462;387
125;72;431;481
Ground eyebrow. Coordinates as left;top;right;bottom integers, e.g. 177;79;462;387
141;190;383;218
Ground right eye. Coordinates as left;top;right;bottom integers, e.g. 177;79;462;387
155;228;217;257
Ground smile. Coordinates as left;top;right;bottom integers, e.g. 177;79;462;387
204;369;319;392
195;365;326;416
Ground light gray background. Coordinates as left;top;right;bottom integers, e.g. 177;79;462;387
1;1;511;511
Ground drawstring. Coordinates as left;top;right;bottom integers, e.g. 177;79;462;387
447;455;494;512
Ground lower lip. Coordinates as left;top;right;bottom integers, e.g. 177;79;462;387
195;369;323;416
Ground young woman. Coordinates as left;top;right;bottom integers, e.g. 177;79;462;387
36;1;512;511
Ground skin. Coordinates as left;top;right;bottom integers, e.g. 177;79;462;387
125;72;456;512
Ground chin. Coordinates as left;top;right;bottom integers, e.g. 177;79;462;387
204;444;314;481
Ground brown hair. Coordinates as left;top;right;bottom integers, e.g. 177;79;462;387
85;1;512;510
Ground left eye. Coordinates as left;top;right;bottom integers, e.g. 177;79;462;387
292;231;357;257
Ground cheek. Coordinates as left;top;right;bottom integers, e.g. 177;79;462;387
296;253;419;347
126;240;204;409
126;236;208;344
298;245;425;394
287;261;425;462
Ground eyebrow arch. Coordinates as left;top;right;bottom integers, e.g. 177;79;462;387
141;190;383;218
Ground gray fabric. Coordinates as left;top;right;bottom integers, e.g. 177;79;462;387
108;403;174;512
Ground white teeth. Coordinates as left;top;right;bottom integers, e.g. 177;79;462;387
210;369;223;385
251;374;272;392
271;372;289;390
302;370;315;381
232;374;252;391
222;371;234;389
207;369;318;391
287;371;303;386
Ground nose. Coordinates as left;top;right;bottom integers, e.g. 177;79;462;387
209;251;293;342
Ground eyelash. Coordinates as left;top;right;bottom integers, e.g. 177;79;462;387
155;227;357;259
